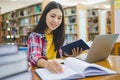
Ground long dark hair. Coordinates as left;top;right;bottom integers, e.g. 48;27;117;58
33;1;65;51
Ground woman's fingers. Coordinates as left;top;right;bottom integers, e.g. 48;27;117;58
53;60;63;72
71;47;83;57
46;60;63;73
72;48;75;55
80;48;83;54
77;47;79;54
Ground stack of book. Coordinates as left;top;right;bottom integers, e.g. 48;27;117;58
0;44;32;80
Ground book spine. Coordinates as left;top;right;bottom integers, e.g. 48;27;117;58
0;59;28;79
0;45;18;56
0;52;27;65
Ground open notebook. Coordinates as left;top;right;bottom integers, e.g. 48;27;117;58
35;57;117;80
76;34;119;63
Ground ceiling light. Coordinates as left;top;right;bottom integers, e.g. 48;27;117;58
104;5;110;9
79;0;107;5
11;0;17;1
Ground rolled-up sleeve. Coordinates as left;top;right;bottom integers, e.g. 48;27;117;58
27;33;47;67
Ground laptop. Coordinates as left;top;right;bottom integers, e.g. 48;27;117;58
76;34;119;63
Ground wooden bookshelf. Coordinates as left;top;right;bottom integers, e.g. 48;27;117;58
110;0;120;55
87;8;100;40
1;3;42;46
1;1;115;46
64;4;88;44
87;8;110;41
111;0;120;42
0;8;2;43
106;11;112;34
112;42;120;55
1;2;88;46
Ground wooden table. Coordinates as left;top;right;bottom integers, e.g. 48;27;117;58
31;55;120;80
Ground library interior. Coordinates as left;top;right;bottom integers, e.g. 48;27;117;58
0;0;120;80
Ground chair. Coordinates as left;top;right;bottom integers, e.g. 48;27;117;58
111;42;120;55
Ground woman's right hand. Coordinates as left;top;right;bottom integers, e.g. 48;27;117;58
45;60;63;73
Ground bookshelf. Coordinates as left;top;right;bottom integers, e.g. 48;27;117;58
87;8;108;41
87;8;99;40
111;0;120;42
106;11;111;34
1;3;42;46
2;3;87;47
1;2;88;46
1;2;113;46
64;6;77;43
0;8;1;43
64;4;87;44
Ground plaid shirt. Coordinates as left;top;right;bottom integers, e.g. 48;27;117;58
27;32;63;67
27;32;47;67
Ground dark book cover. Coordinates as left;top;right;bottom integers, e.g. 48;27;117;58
61;39;90;54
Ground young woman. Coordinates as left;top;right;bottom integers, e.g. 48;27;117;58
27;1;81;73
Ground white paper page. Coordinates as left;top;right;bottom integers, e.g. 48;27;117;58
64;57;117;77
35;65;83;80
76;53;88;60
86;41;93;47
84;64;117;76
48;59;64;64
64;57;92;74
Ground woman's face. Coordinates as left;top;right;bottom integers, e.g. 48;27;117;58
46;8;62;34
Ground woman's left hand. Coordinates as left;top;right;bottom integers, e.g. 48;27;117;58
70;47;83;57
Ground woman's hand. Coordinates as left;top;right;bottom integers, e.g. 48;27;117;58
45;60;63;73
62;47;83;57
70;47;83;57
37;59;63;73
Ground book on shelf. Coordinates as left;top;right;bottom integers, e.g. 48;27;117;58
19;10;24;16
35;57;117;80
34;4;41;13
29;6;34;14
61;39;90;54
11;28;18;35
30;16;35;24
24;8;29;16
34;15;40;24
20;18;29;26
